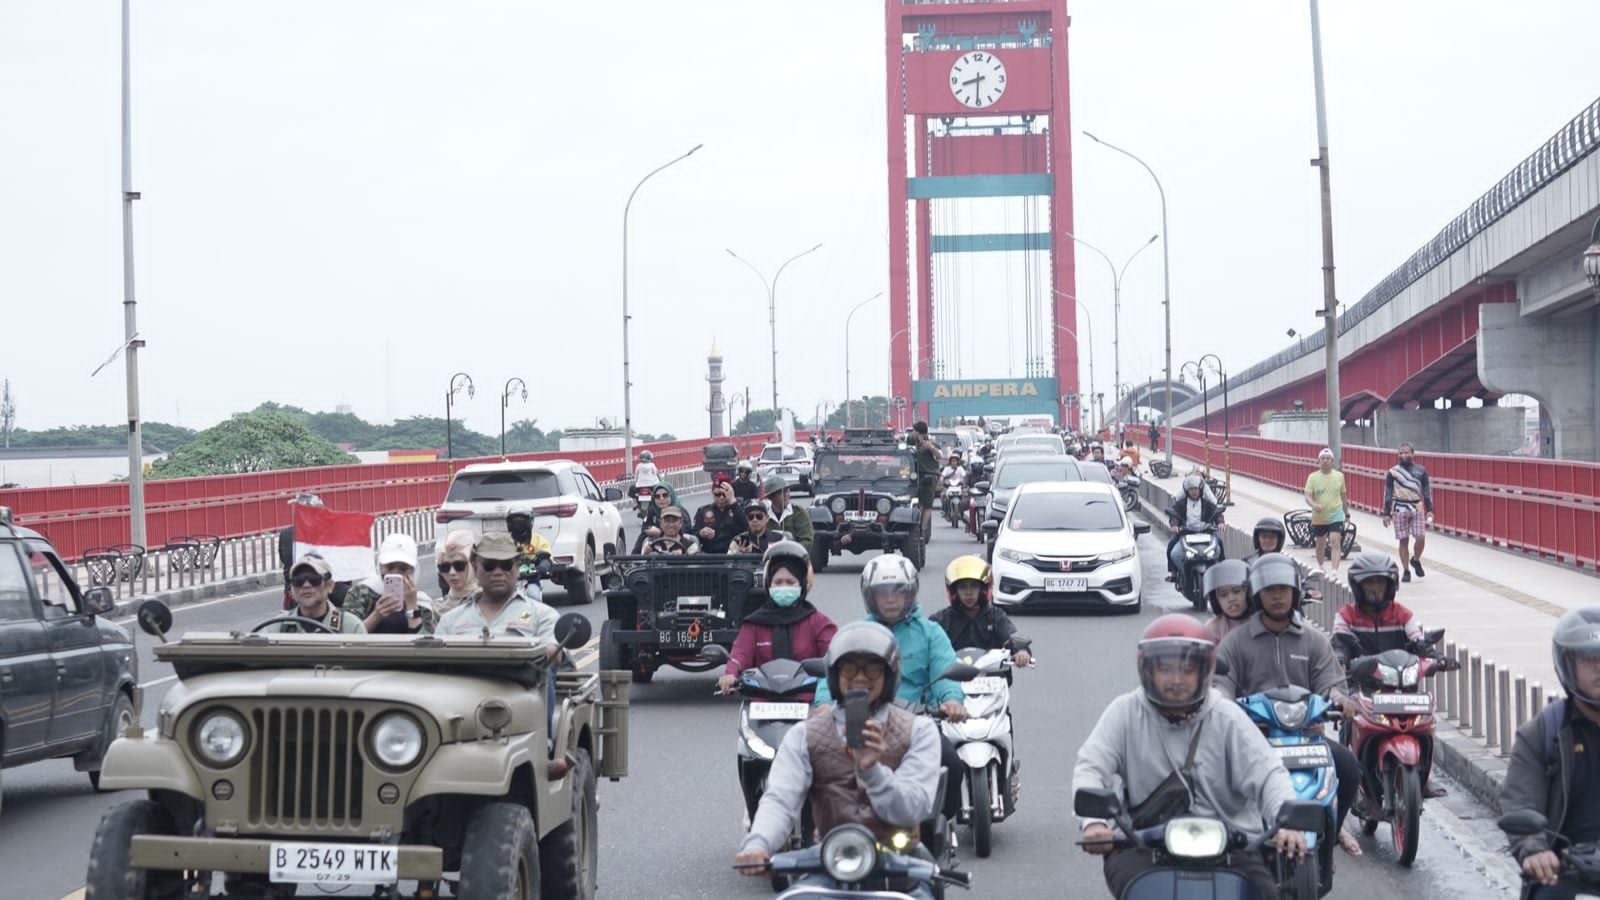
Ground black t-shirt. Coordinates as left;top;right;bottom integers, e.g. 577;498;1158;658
1567;713;1600;843
693;503;743;553
914;439;940;479
733;479;759;501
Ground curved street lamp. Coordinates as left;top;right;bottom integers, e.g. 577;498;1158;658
728;243;824;434
728;392;749;437
445;372;475;461
844;291;884;428
500;377;528;459
1195;353;1230;499
1064;232;1158;431
1584;216;1600;301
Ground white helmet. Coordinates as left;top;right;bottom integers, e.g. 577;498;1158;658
860;554;919;621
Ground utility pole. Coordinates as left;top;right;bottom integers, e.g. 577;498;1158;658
0;379;14;449
121;0;147;546
1310;0;1342;459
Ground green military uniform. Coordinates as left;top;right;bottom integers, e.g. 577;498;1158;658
263;601;367;635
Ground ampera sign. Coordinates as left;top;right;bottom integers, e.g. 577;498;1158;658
912;378;1059;417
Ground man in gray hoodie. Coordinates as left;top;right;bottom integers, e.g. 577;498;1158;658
1076;614;1303;898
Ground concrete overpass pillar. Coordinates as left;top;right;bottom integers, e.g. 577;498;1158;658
1478;304;1599;461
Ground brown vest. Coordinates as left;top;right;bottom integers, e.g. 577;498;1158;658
805;705;918;844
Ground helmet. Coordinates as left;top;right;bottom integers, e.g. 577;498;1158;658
1346;552;1399;612
1182;474;1203;494
505;505;534;543
944;555;992;607
1202;559;1252;619
762;474;788;497
737;460;754;473
761;539;814;595
1137;614;1217;716
826;621;902;708
1248;552;1303;609
639;450;653;461
1252;517;1287;554
1553;607;1600;706
860;554;920;622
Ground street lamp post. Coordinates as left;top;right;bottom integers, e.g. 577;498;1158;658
1064;232;1159;432
1197;353;1230;500
500;377;527;458
886;327;910;428
728;243;824;436
844;292;884;429
119;0;146;546
1308;0;1343;460
1583;216;1600;300
1050;289;1096;434
445;372;475;461
1181;361;1212;476
622;143;703;479
1085;131;1174;468
728;392;749;437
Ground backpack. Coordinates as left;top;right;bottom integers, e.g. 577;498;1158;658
1542;698;1567;777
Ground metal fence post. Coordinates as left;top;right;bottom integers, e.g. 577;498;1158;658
1441;641;1457;718
1484;660;1499;748
1469;654;1483;737
1499;667;1514;756
1532;682;1545;715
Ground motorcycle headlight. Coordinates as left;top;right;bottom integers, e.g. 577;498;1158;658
821;824;878;883
1272;700;1308;730
997;548;1029;563
1164;817;1228;858
368;713;425;770
1401;663;1420;688
875;497;893;515
1377;665;1401;687
829;497;847;514
192;710;249;767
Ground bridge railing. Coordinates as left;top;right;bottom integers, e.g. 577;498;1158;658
1169;427;1600;571
1;434;784;561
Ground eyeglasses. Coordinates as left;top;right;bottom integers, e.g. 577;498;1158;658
746;512;767;521
477;558;517;572
838;659;888;681
290;574;326;588
439;560;469;573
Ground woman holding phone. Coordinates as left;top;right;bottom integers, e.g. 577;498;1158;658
349;533;436;634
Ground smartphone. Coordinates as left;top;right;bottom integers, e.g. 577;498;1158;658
843;689;871;750
382;573;405;607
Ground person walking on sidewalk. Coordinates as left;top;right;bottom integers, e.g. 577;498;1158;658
1381;442;1434;582
1147;422;1160;453
1304;448;1349;574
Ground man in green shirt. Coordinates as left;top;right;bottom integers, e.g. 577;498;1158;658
1303;448;1349;574
910;421;941;541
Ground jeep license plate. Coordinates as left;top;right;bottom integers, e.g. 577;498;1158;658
844;510;877;522
659;629;706;646
748;702;811;721
1044;576;1088;592
270;842;397;885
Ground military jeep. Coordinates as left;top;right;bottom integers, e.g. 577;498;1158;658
808;438;926;572
84;601;629;899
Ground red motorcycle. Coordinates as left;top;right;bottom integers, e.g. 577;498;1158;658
1340;628;1459;867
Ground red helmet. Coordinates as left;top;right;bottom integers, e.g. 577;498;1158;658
1136;614;1217;716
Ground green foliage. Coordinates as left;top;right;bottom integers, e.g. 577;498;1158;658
366;416;499;458
826;396;891;430
3;422;197;453
148;411;356;478
731;408;804;436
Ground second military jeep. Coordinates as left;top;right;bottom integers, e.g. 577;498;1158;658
808;437;926;572
84;601;629;899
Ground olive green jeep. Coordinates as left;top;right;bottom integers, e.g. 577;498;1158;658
84;601;630;899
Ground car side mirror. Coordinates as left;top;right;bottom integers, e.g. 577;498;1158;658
938;662;980;682
1276;800;1326;833
800;657;828;679
1073;787;1122;819
84;586;116;617
1133;522;1151;536
554;612;592;650
136;599;173;642
1497;808;1549;837
603;486;624;502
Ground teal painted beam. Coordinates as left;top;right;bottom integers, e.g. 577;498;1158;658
906;174;1054;199
931;233;1053;253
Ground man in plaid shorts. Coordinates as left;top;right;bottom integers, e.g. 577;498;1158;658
1382;442;1435;582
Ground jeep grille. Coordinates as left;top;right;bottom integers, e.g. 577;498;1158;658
249;706;366;829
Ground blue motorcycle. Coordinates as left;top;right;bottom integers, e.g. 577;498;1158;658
1238;686;1339;899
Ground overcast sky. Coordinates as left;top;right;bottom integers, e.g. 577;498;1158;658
3;1;1598;441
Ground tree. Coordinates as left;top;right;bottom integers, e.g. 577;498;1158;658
4;421;197;453
148;411;355;478
731;409;804;437
825;396;891;429
367;415;498;458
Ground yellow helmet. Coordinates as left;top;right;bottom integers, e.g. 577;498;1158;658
944;555;992;606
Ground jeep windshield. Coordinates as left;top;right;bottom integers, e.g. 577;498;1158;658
155;634;553;688
445;470;561;503
813;451;914;489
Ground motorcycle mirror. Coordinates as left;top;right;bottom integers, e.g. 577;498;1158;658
1133;522;1151;536
973;481;991;493
937;662;980;682
553;613;593;650
136;599;173;642
1497;809;1550;837
1276;800;1326;833
700;644;730;665
800;657;828;679
1073;787;1122;819
1009;635;1032;651
1422;627;1446;645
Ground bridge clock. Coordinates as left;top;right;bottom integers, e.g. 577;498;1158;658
949;51;1007;109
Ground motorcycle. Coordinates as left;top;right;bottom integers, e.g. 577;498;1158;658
753;823;973;899
730;656;822;891
942;477;966;528
1169;511;1226;611
1339;628;1459;867
1238;687;1341;899
1498;808;1600;898
1117;472;1142;513
632;483;657;519
1074;787;1327;900
942;643;1029;858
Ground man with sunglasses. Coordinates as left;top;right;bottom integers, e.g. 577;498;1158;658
265;554;367;634
695;479;744;554
733;501;789;554
435;533;551;643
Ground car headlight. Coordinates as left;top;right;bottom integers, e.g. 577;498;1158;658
1097;547;1136;564
193;710;249;767
1272;700;1308;730
997;548;1029;563
829;497;847;514
821;824;878;883
368;713;425;770
1164;817;1228;858
875;497;893;515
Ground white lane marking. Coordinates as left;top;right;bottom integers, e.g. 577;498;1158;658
113;588;279;625
139;674;178;689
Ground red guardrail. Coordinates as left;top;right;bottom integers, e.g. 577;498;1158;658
1169;427;1600;571
0;433;792;560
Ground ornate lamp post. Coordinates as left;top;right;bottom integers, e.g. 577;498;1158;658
1196;353;1230;501
500;377;527;458
445;372;475;461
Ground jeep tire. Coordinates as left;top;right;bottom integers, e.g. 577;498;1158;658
540;748;598;900
457;802;539;900
85;799;183;900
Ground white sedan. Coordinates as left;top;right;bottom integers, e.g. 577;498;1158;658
984;481;1151;613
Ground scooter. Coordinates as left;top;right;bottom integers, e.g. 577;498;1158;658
1238;686;1340;899
1498;808;1600;898
751;823;973;899
941;644;1028;859
1169;512;1225;611
731;656;822;890
1074;787;1327;900
1117;472;1142;513
632;483;656;518
942;477;965;528
1340;629;1459;867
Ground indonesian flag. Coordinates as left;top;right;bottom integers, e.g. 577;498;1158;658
291;504;376;582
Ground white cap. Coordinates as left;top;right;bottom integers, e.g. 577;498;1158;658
377;533;419;570
1318;447;1335;460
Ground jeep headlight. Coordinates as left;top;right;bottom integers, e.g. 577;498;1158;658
1164;817;1227;858
830;497;848;514
875;497;893;515
193;709;249;768
369;713;425;770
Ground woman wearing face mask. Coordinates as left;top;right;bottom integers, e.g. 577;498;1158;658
717;541;837;695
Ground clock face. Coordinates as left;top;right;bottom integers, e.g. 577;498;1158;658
949;51;1007;109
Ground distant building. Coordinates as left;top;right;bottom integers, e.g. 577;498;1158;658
0;446;165;488
560;428;625;452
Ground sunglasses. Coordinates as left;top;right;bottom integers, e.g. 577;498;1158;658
477;558;517;572
838;659;888;681
290;574;326;588
439;560;469;573
746;512;768;520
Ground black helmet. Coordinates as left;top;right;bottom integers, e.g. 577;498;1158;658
826;621;902;708
761;539;813;597
1248;552;1303;609
1252;517;1287;554
1553;607;1600;706
1347;552;1399;612
1202;559;1252;619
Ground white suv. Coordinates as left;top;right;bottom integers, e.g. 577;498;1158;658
755;442;814;495
434;460;625;603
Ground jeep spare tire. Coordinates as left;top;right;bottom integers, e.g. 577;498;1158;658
457;802;539;900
